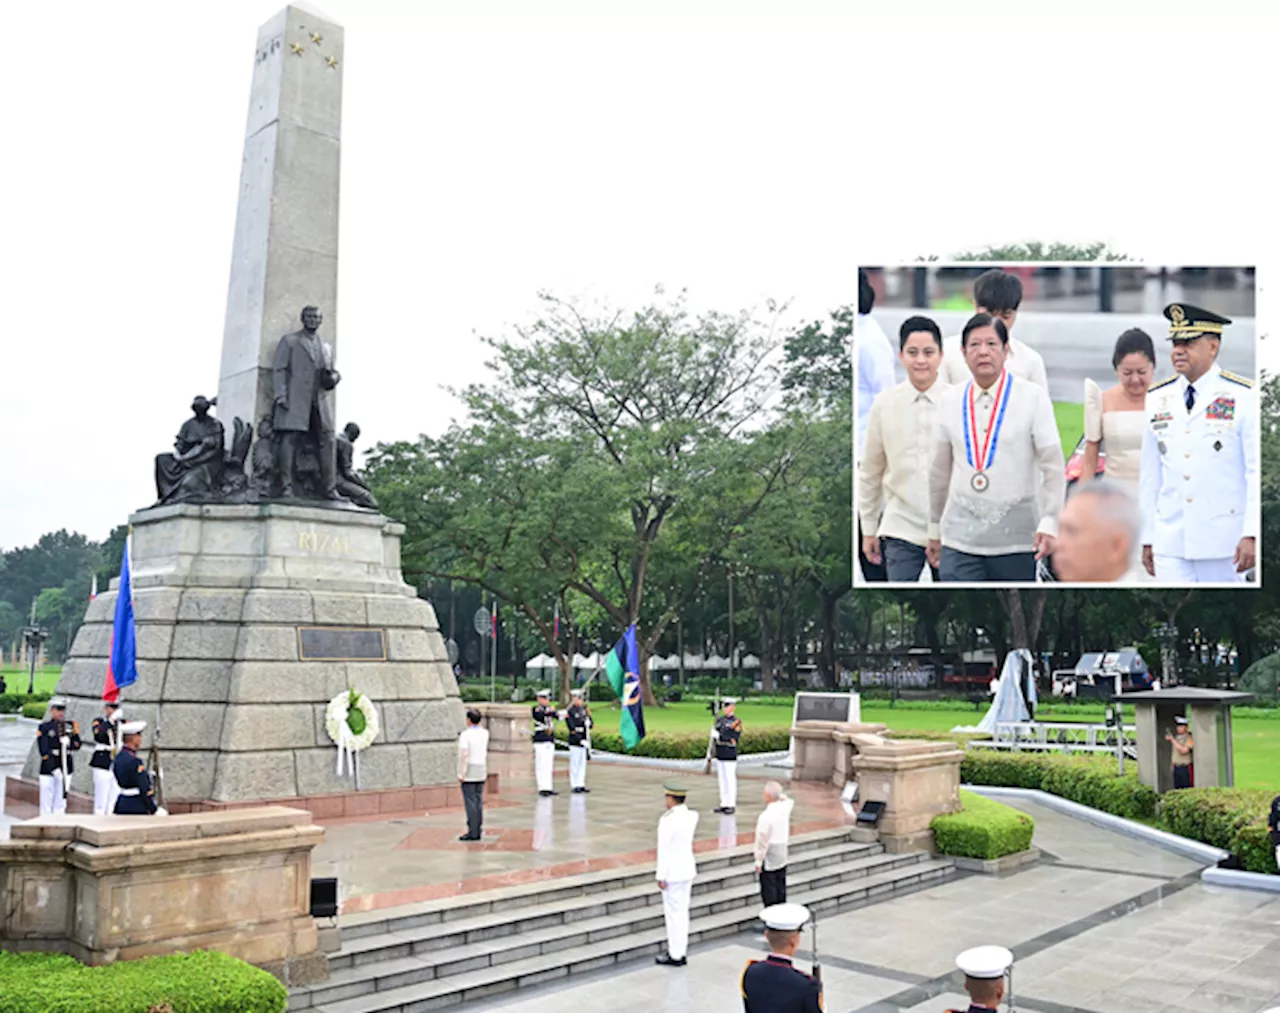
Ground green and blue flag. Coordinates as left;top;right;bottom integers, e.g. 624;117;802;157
605;624;645;750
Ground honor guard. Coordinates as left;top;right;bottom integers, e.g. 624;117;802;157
532;689;558;797
565;688;592;794
112;721;165;815
1140;303;1258;583
741;903;823;1012
37;698;82;816
90;700;123;815
714;698;743;814
947;945;1013;1013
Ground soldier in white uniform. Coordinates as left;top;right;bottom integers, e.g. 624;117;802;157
1139;303;1258;583
655;782;700;966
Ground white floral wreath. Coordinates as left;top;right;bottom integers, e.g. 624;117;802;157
325;688;380;776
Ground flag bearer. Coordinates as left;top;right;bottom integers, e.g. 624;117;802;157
90;700;122;815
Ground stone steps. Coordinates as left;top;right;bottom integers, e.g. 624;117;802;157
337;826;856;944
289;829;955;1012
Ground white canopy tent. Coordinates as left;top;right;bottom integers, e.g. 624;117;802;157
701;653;730;670
524;653;556;671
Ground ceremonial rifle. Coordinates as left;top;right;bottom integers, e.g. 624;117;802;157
702;686;720;775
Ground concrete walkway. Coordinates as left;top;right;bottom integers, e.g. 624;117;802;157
448;795;1280;1013
6;720;1278;1012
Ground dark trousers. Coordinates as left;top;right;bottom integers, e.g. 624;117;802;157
1172;765;1194;790
939;547;1036;582
760;867;787;906
858;520;887;582
883;537;940;583
462;780;484;837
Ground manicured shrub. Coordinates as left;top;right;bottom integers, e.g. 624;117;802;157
0;692;51;714
1158;788;1278;874
931;789;1035;860
0;949;287;1013
961;751;1157;819
22;701;47;720
588;727;791;758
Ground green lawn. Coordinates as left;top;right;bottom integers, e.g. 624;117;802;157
0;667;61;695
615;700;1280;791
1054;401;1083;454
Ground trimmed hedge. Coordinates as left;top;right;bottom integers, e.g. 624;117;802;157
22;701;48;720
1158;788;1278;874
961;750;1157;819
0;691;51;714
0;949;287;1013
589;727;791;759
931;789;1035;860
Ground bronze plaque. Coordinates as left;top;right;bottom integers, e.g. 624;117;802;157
297;627;387;661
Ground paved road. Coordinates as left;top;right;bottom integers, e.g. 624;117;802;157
866;307;1258;403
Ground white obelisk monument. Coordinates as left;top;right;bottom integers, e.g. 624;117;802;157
217;4;344;437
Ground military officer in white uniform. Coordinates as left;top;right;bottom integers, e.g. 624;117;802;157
655;782;700;967
1139;303;1258;583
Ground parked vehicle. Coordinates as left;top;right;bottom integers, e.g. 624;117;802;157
1052;650;1153;699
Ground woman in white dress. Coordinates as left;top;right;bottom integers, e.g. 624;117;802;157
1080;328;1156;499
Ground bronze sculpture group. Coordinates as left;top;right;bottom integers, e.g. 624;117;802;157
153;306;378;510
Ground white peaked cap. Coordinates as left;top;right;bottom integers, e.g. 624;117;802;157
570;689;584;696
760;903;811;931
536;689;550;697
721;697;740;705
956;945;1013;979
119;720;148;735
49;697;68;708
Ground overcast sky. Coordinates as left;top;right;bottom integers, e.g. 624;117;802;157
1;0;1273;549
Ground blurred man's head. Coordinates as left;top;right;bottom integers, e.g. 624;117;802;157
961;313;1009;387
466;709;482;726
898;315;943;391
763;780;783;803
973;269;1022;335
1054;480;1138;582
858;269;875;315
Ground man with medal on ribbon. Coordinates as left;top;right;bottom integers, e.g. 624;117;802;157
1139;303;1258;583
928;313;1065;582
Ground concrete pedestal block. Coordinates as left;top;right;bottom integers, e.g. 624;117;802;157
850;734;964;853
0;807;327;985
480;703;534;753
26;504;466;807
789;721;889;782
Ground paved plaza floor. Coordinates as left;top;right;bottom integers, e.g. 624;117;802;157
4;717;1278;1012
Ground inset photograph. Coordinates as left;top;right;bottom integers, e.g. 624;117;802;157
855;265;1259;587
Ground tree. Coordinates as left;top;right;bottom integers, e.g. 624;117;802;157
369;289;796;705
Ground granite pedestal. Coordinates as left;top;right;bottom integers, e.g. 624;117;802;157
13;504;467;811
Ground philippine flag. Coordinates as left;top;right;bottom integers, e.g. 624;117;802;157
102;534;138;704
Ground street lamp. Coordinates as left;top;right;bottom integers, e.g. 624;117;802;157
1152;622;1178;687
23;624;49;694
